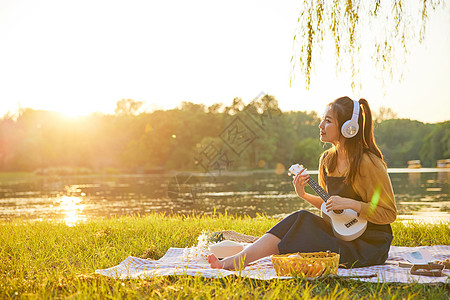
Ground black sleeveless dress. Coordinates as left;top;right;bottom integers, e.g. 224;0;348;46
267;171;393;268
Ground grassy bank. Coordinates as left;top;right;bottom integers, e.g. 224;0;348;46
1;214;449;299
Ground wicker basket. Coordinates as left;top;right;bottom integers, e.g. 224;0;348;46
208;231;259;244
271;251;340;278
220;231;258;243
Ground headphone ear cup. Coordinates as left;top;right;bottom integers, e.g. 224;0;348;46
341;99;360;138
341;120;359;138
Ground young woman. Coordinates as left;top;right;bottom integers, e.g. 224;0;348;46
208;96;397;270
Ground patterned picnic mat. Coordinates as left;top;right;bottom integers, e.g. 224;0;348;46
95;245;450;284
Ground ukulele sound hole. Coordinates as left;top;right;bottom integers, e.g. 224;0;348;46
333;209;344;214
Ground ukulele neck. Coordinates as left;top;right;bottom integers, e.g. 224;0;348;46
307;178;330;202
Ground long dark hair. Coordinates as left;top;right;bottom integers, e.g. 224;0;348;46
322;96;385;184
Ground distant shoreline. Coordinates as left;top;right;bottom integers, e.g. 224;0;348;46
0;167;449;179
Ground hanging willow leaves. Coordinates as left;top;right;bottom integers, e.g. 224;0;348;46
290;0;446;90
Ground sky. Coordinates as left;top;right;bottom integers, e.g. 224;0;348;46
0;0;449;123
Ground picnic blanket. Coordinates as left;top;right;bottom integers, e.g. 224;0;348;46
95;245;450;284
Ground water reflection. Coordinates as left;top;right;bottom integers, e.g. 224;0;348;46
57;196;85;226
438;170;450;184
408;172;421;187
0;169;448;223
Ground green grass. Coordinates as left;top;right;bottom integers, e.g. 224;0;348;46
1;214;449;299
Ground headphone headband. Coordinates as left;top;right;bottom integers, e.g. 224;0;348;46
351;99;360;118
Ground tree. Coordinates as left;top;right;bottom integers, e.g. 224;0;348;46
115;99;143;116
294;137;324;168
290;0;446;89
179;101;206;113
375;119;435;167
374;106;398;123
224;97;245;115
420;121;450;166
207;103;223;114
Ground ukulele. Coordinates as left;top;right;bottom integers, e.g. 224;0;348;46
288;164;367;241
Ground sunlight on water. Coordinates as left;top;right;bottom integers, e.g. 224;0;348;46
0;169;447;223
57;196;86;226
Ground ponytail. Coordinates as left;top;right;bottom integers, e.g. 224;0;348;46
322;97;386;186
359;98;384;164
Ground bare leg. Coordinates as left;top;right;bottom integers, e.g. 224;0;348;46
207;233;281;270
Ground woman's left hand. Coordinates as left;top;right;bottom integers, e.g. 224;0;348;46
325;196;361;213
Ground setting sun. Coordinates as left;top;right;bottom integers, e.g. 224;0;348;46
0;0;448;122
0;1;449;296
54;105;105;118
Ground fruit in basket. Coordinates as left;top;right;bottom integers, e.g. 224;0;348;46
310;262;325;277
271;251;339;278
288;254;303;258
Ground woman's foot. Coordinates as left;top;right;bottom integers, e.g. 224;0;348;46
207;254;223;269
208;253;245;270
207;234;281;270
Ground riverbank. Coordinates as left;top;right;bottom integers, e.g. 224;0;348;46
1;214;449;299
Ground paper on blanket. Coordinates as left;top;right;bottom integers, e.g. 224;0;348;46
401;249;434;264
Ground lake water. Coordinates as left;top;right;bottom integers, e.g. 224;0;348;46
0;169;448;225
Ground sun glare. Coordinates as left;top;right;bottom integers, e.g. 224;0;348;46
57;196;86;226
57;106;95;118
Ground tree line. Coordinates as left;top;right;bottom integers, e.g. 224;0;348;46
0;96;448;173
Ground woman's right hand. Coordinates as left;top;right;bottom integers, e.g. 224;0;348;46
292;170;310;199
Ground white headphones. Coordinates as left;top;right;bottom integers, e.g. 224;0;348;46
341;99;360;138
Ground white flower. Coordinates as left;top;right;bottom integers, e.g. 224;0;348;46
183;230;212;263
